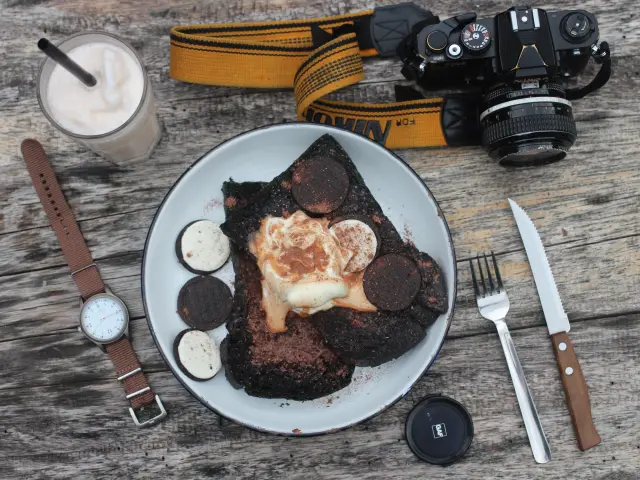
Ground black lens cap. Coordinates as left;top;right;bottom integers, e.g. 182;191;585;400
405;394;473;465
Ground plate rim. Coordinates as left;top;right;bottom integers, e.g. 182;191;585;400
141;122;458;436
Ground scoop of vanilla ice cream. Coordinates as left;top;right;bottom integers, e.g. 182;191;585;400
256;211;351;308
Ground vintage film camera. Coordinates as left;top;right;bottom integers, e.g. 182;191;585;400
398;6;611;165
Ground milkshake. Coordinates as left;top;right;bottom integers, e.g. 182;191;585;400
37;32;161;164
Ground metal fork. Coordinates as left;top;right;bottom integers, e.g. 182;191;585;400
471;252;551;464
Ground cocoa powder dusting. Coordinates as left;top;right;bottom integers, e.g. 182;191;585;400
278;246;316;275
306;201;331;213
203;198;223;214
224;196;238;208
403;223;415;247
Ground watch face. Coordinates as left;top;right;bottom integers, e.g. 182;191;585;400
80;294;129;344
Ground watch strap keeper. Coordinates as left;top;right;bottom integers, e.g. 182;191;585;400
105;337;156;410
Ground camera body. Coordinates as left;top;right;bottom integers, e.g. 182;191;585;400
399;6;607;165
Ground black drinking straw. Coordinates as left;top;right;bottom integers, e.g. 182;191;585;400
38;38;97;87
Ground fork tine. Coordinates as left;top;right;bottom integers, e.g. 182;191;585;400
483;253;495;294
476;255;487;296
491;251;503;291
469;259;480;297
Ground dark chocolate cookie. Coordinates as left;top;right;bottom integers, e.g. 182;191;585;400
291;156;349;214
363;253;421;311
177;276;232;330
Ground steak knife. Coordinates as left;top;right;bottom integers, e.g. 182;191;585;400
509;199;601;451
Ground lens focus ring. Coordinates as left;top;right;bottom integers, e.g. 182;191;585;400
482;114;577;145
481;84;578;165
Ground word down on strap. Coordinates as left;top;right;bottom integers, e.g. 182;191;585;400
169;4;477;149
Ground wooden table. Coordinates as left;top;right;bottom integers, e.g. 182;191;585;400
1;0;638;478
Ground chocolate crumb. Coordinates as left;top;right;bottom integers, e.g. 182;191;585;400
203;198;223;214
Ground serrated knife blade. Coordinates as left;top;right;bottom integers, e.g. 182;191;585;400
508;199;570;334
509;198;601;451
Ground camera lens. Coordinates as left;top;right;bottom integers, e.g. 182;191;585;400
480;84;577;166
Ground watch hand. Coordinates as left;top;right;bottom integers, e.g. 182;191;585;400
95;312;120;335
96;311;119;325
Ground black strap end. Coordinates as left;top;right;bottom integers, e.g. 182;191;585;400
441;95;482;147
566;42;612;101
370;3;438;57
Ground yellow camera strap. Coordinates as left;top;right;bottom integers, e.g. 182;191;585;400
170;5;477;149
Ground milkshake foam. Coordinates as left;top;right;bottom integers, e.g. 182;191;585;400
45;42;144;136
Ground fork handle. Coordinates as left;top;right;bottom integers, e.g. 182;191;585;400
496;320;552;464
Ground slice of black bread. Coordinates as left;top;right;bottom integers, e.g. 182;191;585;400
221;180;354;400
220;134;448;368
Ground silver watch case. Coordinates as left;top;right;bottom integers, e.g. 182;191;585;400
78;285;130;351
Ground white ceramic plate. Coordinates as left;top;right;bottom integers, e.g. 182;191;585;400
143;123;457;435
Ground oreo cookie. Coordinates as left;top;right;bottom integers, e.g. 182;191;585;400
363;254;421;311
177;276;233;330
329;215;380;273
291;156;349;214
176;220;230;275
173;329;221;381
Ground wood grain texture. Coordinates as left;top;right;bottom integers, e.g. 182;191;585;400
0;0;639;478
0;314;638;479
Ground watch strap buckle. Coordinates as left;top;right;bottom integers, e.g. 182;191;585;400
129;395;167;428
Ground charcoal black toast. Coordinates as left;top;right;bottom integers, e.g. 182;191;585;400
221;134;448;369
222;180;354;400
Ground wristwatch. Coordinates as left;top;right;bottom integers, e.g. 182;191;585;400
20;139;166;427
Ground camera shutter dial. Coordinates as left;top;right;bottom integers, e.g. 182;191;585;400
563;13;592;42
426;30;448;52
461;23;491;53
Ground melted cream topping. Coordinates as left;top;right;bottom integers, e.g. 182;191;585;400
250;211;376;332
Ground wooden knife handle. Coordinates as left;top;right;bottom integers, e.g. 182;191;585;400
551;332;601;451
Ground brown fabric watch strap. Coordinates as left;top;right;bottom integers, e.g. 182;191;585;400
20;139;161;420
105;337;156;409
20;139;104;299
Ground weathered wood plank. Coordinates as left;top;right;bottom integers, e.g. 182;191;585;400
0;1;638;242
0;314;638;479
1;234;638;344
0;0;638;479
1;101;638;274
2;63;638;235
